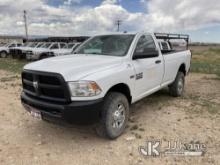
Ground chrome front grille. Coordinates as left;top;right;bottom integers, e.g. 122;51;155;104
22;70;71;104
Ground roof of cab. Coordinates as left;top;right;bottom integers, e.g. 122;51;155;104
91;31;152;36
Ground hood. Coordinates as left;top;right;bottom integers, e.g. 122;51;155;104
9;46;19;50
10;47;30;51
60;48;71;51
0;47;8;51
26;48;49;53
58;49;72;54
24;54;123;81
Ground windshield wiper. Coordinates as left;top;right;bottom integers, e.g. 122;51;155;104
89;52;100;54
74;52;102;55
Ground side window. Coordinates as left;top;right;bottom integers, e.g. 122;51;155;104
135;35;156;54
161;42;169;50
50;43;59;49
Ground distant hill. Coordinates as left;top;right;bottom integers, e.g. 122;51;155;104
190;42;220;46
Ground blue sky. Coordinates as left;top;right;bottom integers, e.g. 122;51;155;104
0;0;220;43
182;25;220;43
48;0;147;13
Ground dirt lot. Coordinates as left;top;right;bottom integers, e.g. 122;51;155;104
0;69;219;165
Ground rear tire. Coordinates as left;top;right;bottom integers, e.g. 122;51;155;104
169;72;185;97
96;92;129;139
0;51;8;58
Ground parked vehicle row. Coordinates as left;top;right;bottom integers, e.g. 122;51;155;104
26;42;81;60
10;42;42;59
0;41;81;60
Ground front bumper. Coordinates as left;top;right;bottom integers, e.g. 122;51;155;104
26;54;36;60
21;92;103;124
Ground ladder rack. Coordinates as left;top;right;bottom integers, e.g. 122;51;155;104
154;33;189;48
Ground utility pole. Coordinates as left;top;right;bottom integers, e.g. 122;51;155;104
23;10;28;40
116;20;122;32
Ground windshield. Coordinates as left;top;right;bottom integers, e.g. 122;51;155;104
76;35;134;56
72;44;81;52
40;43;51;48
36;43;44;48
68;43;75;49
29;43;37;47
60;43;68;49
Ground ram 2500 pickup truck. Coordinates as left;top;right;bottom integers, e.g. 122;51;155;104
21;32;191;139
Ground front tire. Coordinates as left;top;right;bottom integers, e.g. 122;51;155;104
169;71;185;97
0;51;8;58
96;92;129;139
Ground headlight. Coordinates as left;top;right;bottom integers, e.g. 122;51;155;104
27;51;33;55
68;81;102;97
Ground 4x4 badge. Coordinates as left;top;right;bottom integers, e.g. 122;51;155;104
136;72;143;80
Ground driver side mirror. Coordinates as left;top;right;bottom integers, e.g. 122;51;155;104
133;48;159;60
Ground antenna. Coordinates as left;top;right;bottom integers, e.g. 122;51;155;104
23;10;28;40
115;20;122;32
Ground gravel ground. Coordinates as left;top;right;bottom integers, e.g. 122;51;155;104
0;70;220;165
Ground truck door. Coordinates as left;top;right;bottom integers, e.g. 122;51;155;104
131;34;164;100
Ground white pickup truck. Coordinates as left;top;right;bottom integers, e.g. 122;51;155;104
10;42;41;59
21;32;191;139
0;42;22;58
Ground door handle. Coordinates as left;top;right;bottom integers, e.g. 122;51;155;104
155;60;161;64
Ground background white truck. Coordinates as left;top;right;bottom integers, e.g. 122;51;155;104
21;32;191;139
10;42;41;59
0;42;22;58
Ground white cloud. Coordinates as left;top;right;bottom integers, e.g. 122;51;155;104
16;21;24;26
63;0;82;6
146;0;220;31
0;0;219;37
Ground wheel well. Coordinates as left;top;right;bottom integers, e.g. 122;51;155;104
40;53;48;59
0;51;8;54
107;83;132;103
179;64;186;75
40;53;47;57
